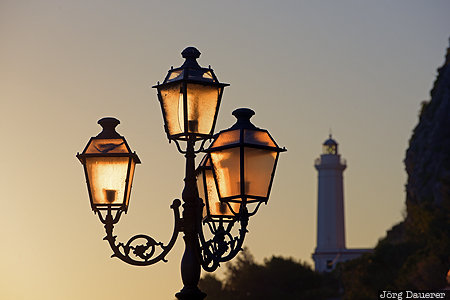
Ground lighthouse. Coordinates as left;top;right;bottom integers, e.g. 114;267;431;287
312;135;372;272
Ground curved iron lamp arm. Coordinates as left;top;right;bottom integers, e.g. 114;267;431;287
197;204;249;272
99;199;182;266
173;138;209;154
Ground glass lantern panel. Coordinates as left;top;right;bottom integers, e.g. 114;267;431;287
210;148;241;199
86;157;130;206
211;129;240;148
166;70;184;83
202;71;214;81
243;130;276;147
244;148;277;198
212;201;240;217
185;83;220;135
188;69;216;82
159;83;184;136
85;139;129;154
323;144;337;155
125;160;136;208
204;168;238;218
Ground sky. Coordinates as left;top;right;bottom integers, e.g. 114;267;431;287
1;0;449;299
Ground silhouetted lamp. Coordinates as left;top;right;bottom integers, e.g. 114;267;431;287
196;155;240;221
206;108;286;215
153;47;229;141
77;47;286;300
77;117;140;213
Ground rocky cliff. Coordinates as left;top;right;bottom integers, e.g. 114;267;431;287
341;41;450;299
405;43;450;208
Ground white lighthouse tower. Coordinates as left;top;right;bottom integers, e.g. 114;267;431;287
312;135;372;272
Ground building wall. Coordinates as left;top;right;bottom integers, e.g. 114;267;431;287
313;249;373;272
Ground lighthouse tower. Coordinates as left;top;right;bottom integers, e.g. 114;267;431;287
312;135;372;272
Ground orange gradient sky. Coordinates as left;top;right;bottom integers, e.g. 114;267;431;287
1;1;450;299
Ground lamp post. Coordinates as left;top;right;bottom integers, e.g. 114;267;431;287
77;47;285;300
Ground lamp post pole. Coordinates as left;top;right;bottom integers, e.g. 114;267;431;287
177;138;205;300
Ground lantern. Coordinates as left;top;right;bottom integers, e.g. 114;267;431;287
153;47;229;141
196;155;240;221
77;117;140;213
206;108;286;213
323;134;338;155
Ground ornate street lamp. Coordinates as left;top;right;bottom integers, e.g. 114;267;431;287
196;154;240;222
206;108;286;216
195;108;286;272
77;117;140;214
153;46;229;143
77;47;285;300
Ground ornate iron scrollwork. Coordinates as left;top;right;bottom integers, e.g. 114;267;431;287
198;204;250;272
99;199;182;266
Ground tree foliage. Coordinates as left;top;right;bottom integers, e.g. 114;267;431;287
340;202;449;300
199;248;339;300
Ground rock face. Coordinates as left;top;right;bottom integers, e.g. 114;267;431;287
340;42;450;298
405;44;450;208
398;41;450;289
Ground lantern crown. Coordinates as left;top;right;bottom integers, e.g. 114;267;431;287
156;46;228;86
78;117;140;160
209;108;285;151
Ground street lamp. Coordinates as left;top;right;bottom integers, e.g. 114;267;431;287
206;108;286;216
77;47;285;300
77;117;140;214
154;46;229;143
196;154;240;221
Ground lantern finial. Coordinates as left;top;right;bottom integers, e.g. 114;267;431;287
181;47;201;69
231;108;257;130
181;47;201;59
97;117;121;139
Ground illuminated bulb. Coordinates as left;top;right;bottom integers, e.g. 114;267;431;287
216;202;229;214
104;189;117;203
178;92;184;132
